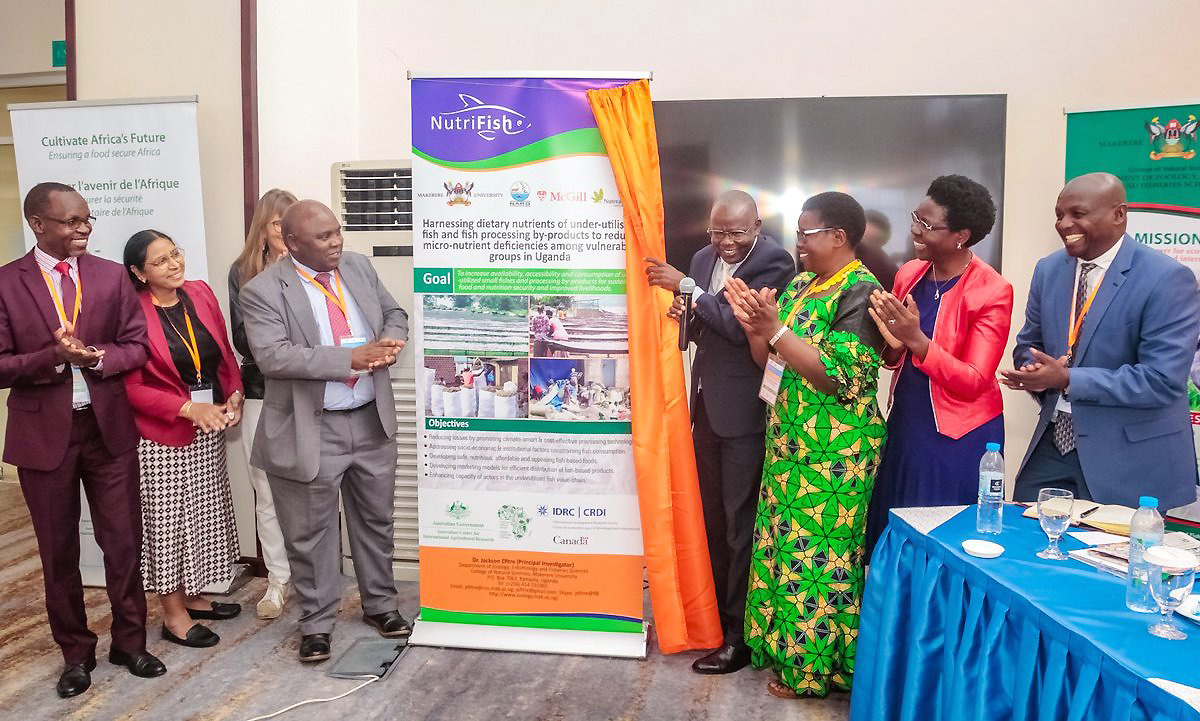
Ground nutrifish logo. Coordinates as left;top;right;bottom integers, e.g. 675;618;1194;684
431;94;531;142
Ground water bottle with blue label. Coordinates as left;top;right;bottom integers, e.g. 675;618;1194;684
1126;496;1164;613
976;442;1004;534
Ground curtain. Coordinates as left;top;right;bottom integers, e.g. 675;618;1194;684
587;79;722;653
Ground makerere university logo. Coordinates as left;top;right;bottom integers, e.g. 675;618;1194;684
431;94;531;142
1147;115;1198;160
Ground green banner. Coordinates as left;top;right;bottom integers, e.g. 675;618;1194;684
1066;101;1200;470
415;267;626;295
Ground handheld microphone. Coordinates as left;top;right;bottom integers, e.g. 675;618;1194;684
677;277;696;351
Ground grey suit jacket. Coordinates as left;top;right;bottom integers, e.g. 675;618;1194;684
240;251;409;482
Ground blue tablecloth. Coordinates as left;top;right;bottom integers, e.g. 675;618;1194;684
851;506;1200;721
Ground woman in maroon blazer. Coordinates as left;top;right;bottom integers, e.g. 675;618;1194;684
864;176;1013;560
123;230;244;648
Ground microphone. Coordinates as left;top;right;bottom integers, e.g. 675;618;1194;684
677;277;696;351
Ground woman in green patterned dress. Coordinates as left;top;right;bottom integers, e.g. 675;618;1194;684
725;191;886;699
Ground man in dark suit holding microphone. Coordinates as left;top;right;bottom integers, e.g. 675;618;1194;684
0;182;164;697
645;190;795;674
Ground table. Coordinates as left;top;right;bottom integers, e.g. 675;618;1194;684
850;506;1200;721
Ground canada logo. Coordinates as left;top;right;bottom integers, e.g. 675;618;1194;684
1147;115;1198;160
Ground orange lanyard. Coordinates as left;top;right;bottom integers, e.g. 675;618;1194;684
293;266;349;318
783;259;861;328
153;297;203;384
41;269;82;328
1067;268;1105;356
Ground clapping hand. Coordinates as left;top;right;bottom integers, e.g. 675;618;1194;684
1000;349;1069;392
868;290;923;352
724;277;781;338
54;321;105;368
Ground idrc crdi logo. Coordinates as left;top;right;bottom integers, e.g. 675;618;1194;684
431;94;531;142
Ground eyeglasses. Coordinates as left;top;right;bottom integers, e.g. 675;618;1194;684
147;247;185;269
911;210;949;233
707;224;757;241
41;215;96;231
796;227;836;239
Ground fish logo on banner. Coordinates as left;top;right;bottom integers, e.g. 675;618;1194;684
431;94;531;142
1146;115;1198;160
444;181;474;206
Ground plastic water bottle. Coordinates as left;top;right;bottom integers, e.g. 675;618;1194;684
1126;496;1165;613
976;442;1004;534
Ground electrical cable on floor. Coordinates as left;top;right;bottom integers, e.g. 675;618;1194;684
240;675;380;721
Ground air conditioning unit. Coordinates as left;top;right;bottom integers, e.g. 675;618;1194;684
331;160;419;582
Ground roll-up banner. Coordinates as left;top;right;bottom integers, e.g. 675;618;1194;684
1065;101;1200;482
9;96;209;586
10;96;209;280
409;73;648;657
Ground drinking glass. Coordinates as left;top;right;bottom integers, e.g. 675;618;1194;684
1036;488;1073;560
1147;547;1197;641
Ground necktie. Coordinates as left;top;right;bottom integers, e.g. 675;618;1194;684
1052;261;1098;455
55;260;77;328
314;272;357;388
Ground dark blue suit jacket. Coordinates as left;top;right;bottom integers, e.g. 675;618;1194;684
1014;235;1200;508
687;239;795;438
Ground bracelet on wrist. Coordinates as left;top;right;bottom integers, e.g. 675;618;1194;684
768;326;789;350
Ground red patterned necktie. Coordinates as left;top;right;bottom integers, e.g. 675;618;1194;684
314;271;357;388
54;260;77;327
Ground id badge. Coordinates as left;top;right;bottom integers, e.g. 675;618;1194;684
339;336;369;376
189;382;214;404
759;353;785;405
70;366;87;398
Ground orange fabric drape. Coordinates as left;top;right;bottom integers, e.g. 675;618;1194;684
587;79;722;653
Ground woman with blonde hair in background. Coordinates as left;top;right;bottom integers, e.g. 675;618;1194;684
227;188;296;618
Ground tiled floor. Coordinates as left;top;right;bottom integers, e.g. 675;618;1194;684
0;482;848;720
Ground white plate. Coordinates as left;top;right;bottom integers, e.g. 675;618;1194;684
962;539;1004;559
1178;594;1200;625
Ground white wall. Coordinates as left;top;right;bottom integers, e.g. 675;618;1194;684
257;0;359;202
0;0;63;77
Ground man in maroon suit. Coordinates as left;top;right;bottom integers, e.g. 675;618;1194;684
0;182;165;697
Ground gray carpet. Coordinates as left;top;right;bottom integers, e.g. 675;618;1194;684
0;483;848;720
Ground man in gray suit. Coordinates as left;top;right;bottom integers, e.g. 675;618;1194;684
241;199;411;662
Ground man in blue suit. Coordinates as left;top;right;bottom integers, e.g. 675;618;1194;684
1002;173;1200;508
645;190;795;674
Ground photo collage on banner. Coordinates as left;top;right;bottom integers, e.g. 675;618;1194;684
410;75;646;655
1066;103;1200;474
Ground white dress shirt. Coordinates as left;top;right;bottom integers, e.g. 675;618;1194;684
1057;235;1124;414
34;246;93;407
291;259;376;410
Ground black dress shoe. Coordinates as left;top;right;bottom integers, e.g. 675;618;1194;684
363;610;412;638
56;660;95;698
186;601;242;620
109;648;167;677
162;623;220;648
299;633;331;663
692;643;752;674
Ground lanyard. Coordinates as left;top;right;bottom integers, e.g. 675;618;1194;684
783;259;861;328
153;297;203;384
1067;269;1105;358
293;266;349;319
41;269;82;328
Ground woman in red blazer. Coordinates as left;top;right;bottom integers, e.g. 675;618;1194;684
864;176;1013;559
122;230;244;649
